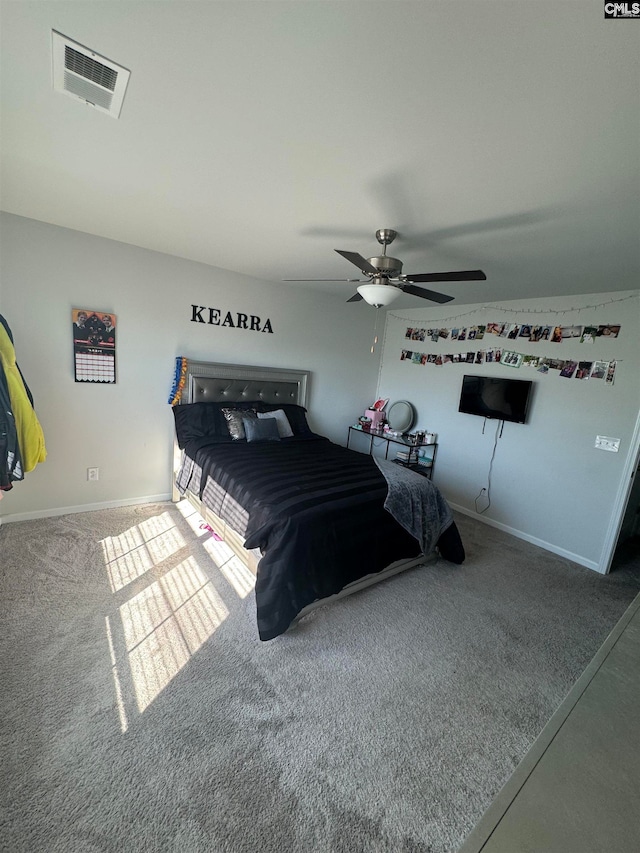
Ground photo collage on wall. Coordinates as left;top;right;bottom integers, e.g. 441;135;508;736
72;308;117;383
402;322;620;384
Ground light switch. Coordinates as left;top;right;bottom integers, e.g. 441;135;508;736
595;436;620;452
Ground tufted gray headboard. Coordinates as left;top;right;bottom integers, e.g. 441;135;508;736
179;360;310;408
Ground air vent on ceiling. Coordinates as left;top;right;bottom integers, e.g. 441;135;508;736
52;30;130;118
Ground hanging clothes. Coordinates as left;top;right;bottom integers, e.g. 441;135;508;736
0;357;22;489
0;315;34;407
0;317;46;475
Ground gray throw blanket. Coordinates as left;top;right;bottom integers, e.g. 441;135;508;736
374;457;454;557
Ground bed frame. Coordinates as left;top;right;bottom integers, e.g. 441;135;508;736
172;360;426;624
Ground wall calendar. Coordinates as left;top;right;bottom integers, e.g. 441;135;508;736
72;308;116;383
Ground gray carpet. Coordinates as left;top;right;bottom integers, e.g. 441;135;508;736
2;501;639;853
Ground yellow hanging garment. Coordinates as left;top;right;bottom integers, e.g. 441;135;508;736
0;323;46;473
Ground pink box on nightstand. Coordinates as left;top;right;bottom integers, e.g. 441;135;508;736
364;409;385;429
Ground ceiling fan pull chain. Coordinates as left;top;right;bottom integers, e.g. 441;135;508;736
370;309;380;354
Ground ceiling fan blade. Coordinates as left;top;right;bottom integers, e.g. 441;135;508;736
347;292;363;303
402;284;455;304
283;278;363;282
404;269;487;283
335;249;379;276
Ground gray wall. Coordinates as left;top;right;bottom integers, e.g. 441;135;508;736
375;293;640;570
0;213;381;520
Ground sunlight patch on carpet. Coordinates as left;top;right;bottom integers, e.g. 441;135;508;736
105;615;130;733
101;511;186;592
119;557;229;712
101;506;254;720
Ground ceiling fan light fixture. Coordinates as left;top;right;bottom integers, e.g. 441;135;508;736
357;283;401;307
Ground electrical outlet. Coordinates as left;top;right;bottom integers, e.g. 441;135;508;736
87;467;99;481
595;436;620;453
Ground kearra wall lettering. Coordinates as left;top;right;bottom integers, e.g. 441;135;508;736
190;305;274;334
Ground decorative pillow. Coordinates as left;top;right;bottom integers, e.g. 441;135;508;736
257;409;294;438
173;402;233;449
258;403;312;436
222;407;258;440
244;417;281;443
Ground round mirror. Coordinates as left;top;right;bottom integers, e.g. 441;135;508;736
386;400;415;433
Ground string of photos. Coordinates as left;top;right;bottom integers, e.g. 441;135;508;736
401;322;621;384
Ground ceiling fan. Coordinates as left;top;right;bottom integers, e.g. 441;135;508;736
285;229;486;307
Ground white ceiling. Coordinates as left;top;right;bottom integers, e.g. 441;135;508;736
1;1;639;308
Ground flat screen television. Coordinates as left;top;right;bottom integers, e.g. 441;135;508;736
458;375;533;424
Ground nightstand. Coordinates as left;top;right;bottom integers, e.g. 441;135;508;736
346;425;437;479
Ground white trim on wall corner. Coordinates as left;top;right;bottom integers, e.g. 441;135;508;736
449;502;601;574
0;493;172;524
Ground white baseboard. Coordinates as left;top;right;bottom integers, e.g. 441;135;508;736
0;493;172;524
449;502;602;574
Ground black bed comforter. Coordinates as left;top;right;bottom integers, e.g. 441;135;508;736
176;435;462;640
